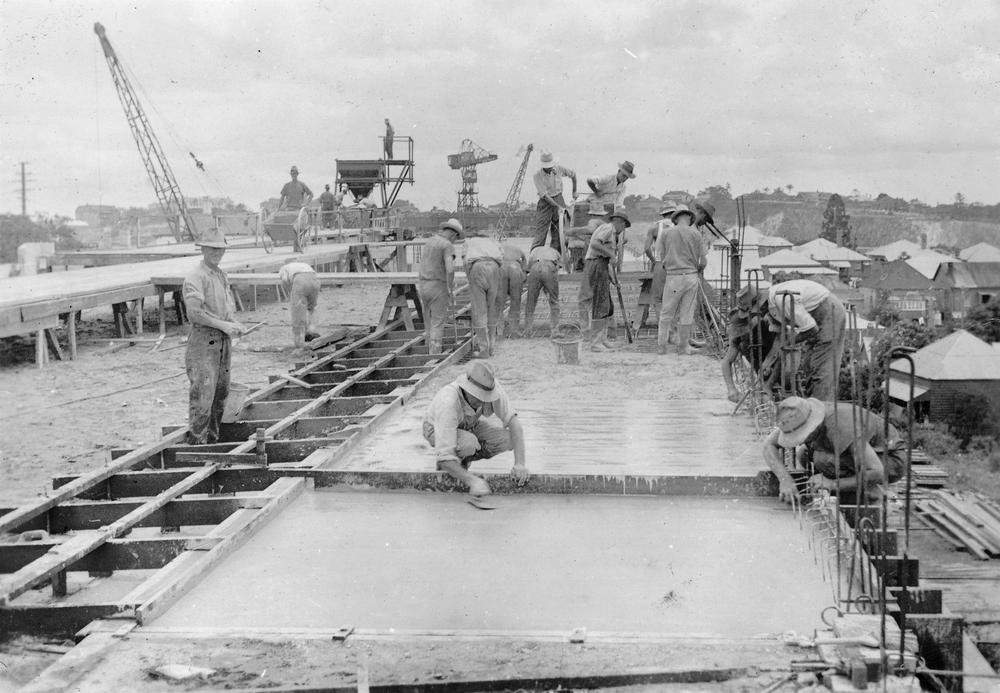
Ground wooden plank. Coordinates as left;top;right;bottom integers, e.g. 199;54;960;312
19;283;158;322
0;429;189;536
0;603;135;638
172;452;259;466
51;466;279;500
0;314;60;339
130;477;305;625
19;624;135;691
0;536;222;573
47;496;244;533
0;464;220;605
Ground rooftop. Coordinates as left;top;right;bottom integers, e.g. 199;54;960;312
890;329;1000;381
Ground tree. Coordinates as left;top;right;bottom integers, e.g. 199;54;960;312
962;297;1000;343
866;304;901;328
0;214;52;263
820;193;853;247
954;192;966;206
842;321;939;411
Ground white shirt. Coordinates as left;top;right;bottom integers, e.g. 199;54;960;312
279;262;316;291
464;236;503;264
767;280;831;332
424;381;515;463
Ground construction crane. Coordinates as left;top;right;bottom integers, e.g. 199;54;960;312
495;144;533;242
94;22;198;243
447;139;498;214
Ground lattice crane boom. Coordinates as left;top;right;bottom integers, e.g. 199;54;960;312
447;139;498;213
94;22;198;242
495;144;533;242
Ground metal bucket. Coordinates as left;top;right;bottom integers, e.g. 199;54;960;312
551;323;583;365
221;382;250;423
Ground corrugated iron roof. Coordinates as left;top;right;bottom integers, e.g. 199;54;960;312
935;262;1000;289
890;329;1000;381
858;258;945;290
865;239;924;261
796;238;869;263
960;242;1000;263
905;250;959;279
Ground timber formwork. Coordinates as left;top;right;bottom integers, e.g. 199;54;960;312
0;316;473;637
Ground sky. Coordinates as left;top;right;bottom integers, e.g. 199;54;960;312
2;0;999;218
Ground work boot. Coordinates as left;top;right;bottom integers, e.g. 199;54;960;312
468;476;491;497
677;326;704;355
590;318;610;352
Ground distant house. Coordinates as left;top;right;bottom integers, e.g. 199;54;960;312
934;262;1000;318
960;242;1000;263
758;248;838;281
720;225;793;257
887;330;1000;422
858;259;945;321
796;238;870;280
904;249;959;280
864;239;924;262
75;204;120;228
661;190;692;205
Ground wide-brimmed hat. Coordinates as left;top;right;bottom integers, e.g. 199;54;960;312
439;218;464;238
539;151;558;169
609;208;631;227
694;200;715;222
290;165;299;174
776;397;826;448
457;361;500;402
671;204;695;224
618;160;636;179
195;227;228;249
659;203;678;217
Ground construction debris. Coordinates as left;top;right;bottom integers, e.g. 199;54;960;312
915;489;1000;559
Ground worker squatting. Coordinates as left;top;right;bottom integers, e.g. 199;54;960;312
182;154;899;507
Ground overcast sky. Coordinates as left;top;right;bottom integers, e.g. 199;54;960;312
2;0;998;218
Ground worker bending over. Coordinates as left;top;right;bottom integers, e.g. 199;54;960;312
532;151;577;252
637;203;675;328
737;279;846;401
656;204;706;355
764;396;903;505
585;160;635;214
418;218;462;355
721;296;778;403
182;228;246;445
578;208;630;352
497;242;527;338
523;245;561;336
423;361;530;497
464;231;503;357
279;260;321;351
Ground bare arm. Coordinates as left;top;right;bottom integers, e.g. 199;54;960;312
810;444;886;496
444;252;455;293
721;346;740;402
763;429;799;504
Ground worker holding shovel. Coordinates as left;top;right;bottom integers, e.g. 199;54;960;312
182;228;247;445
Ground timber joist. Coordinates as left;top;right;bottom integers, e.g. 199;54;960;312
0;313;475;636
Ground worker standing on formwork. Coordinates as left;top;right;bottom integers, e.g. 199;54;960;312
464;231;504;358
522;245;562;337
182;228;246;445
279;165;313;210
497;242;527;338
578;208;630;352
418;218;463;355
384;118;394;159
318;185;336;229
637;203;676;328
585;160;635;215
531;151;577;252
763;396;904;504
423;361;530;498
279;260;321;352
656;204;706;356
737;279;847;401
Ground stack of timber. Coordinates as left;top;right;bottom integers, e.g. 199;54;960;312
909;449;948;488
915;490;1000;560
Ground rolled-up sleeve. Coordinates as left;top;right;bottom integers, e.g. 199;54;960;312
431;394;463;464
182;276;205;313
492;385;516;426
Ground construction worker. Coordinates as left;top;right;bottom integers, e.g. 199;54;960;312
637;203;676;328
318;185;336;229
737;279;846;401
182;228;246;446
423;361;529;498
497;242;527;338
585;160;635;214
384;118;394;159
763;396;904;505
279;260;321;351
532;151;577;252
656;204;707;355
523;244;561;337
279;165;313;210
578;208;629;352
722;296;779;403
418;218;462;355
464;231;504;357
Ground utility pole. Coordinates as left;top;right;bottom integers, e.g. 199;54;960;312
19;161;29;217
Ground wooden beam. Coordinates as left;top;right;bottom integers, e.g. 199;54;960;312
0;603;135;637
46;496;244;533
908;614;964;692
0;428;189;536
51;466;279;501
19;622;135;691
0;536;221;573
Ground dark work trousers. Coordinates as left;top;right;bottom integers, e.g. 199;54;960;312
532;195;566;252
185;324;232;445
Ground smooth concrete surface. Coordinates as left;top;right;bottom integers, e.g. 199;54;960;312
154;490;831;637
334;397;763;476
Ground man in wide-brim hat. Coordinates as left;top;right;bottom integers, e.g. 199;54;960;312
637;202;677;327
418;218;464;354
586;160;636;216
577;207;630;351
182;227;247;445
763;396;904;505
422;361;530;497
655;204;707;355
531;151;578;252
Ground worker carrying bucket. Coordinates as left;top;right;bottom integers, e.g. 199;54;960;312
422;361;530;505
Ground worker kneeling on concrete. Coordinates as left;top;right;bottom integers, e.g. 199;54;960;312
423;361;530;497
182;228;247;445
279;260;321;351
763;396;904;505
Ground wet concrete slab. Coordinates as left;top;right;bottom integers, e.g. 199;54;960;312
333;397;763;476
153;490;831;637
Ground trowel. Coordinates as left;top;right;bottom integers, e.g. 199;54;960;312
466;495;497;510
